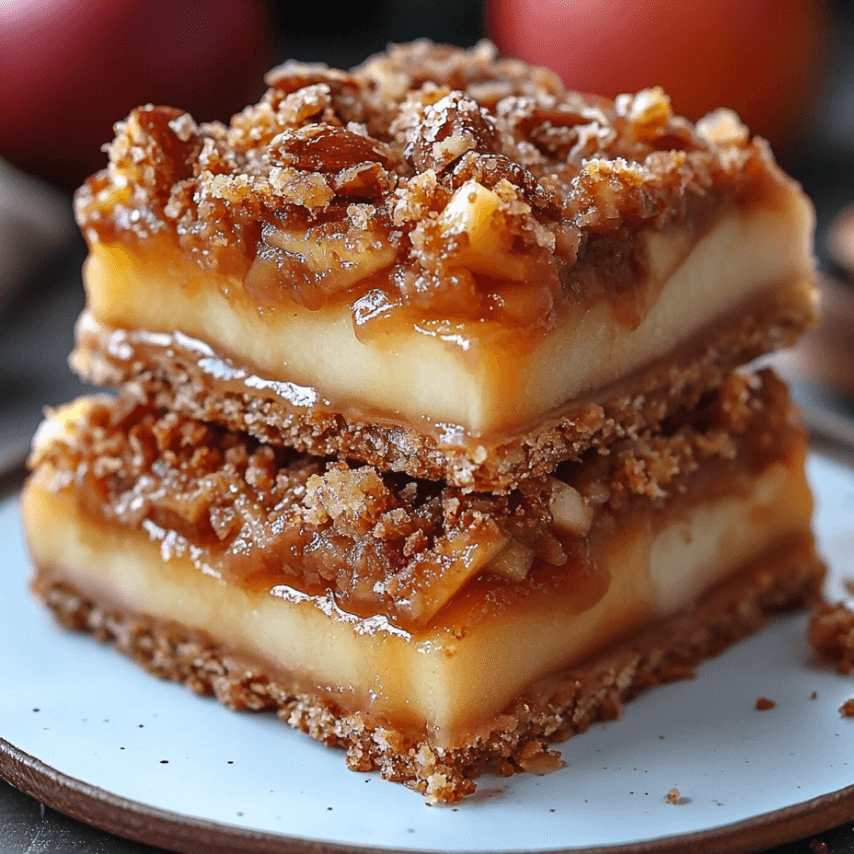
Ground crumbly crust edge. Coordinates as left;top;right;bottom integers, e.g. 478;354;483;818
72;285;816;492
33;533;824;804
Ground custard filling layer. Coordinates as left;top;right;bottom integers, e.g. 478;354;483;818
81;195;815;436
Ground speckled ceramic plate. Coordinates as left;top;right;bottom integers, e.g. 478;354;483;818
1;452;854;854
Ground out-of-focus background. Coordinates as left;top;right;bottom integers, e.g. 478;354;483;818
1;1;853;851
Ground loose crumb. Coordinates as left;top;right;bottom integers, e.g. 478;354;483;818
665;786;681;805
809;602;854;675
755;697;775;711
809;839;828;853
810;691;818;700
842;578;854;596
839;699;854;718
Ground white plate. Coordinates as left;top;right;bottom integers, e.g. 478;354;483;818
1;453;853;853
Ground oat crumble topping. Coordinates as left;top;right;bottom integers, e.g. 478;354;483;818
75;40;791;327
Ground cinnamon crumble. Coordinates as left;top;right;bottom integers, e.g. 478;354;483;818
76;40;796;329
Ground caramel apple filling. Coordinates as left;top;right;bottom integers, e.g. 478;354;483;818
71;41;817;491
23;371;822;794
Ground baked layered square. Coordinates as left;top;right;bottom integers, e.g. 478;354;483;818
72;41;817;492
22;370;824;802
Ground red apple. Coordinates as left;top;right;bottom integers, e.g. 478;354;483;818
0;0;272;188
487;0;828;152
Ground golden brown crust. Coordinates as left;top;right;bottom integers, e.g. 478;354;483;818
74;41;797;328
33;532;824;803
72;284;815;492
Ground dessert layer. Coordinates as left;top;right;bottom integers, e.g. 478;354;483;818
37;537;821;804
76;193;815;440
28;371;802;633
27;501;822;804
74;194;816;492
24;372;817;747
75;41;808;331
74;286;813;492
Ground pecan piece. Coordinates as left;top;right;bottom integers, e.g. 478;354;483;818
499;96;613;160
452;150;561;218
268;125;392;172
406;91;498;173
265;60;359;96
332;162;391;198
109;106;202;205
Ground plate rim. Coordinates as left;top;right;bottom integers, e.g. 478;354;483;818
4;735;854;854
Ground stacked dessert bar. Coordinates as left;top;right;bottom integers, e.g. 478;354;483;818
23;42;824;803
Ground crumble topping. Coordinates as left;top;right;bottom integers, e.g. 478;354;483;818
29;371;799;632
75;40;791;327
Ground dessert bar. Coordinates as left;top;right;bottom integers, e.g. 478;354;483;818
23;371;823;802
24;41;823;803
71;41;817;492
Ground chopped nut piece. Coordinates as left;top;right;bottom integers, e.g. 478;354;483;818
696;109;750;146
486;540;536;581
665;787;681;805
839;699;854;718
406;92;498;173
268;125;392;172
548;479;593;537
264;60;358;96
755;697;775;711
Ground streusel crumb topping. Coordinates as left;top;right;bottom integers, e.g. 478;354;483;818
75;41;792;329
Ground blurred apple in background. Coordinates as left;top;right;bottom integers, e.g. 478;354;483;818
0;0;272;189
488;0;828;154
